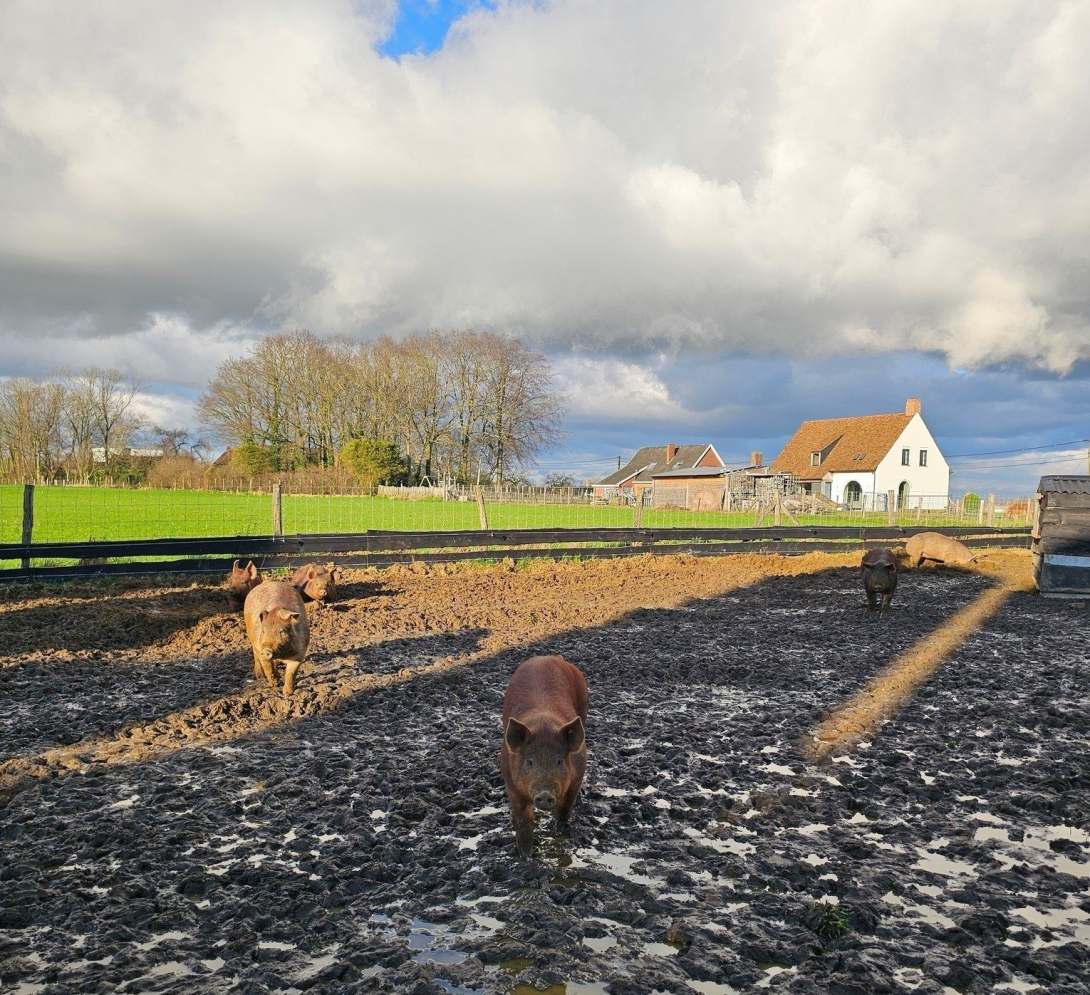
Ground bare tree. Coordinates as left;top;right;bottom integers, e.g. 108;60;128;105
446;329;488;484
151;425;209;459
479;336;567;483
76;367;145;468
59;368;99;481
0;378;65;481
400;331;456;483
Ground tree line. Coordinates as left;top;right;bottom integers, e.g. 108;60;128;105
197;330;567;484
0;331;567;486
0;367;159;483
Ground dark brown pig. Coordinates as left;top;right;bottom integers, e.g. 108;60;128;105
861;547;898;614
243;581;310;696
500;655;589;857
903;531;978;568
226;560;261;611
291;563;338;605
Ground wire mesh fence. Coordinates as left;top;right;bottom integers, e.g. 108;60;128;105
0;481;1037;548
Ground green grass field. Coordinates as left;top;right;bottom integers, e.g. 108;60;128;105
0;484;1029;547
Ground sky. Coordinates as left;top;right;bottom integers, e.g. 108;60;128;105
1;0;1088;493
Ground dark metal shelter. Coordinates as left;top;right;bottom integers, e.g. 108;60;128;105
1033;475;1090;598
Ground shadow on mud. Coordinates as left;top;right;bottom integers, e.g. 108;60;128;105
0;628;490;766
5;560;1082;995
0;574;403;659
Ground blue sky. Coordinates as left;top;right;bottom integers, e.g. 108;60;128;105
379;1;494;58
2;1;1088;498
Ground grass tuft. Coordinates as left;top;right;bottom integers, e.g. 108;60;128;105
805;900;855;941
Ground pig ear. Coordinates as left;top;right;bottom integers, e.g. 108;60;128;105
277;608;301;623
258;609;268;624
306;565;317;580
246;561;258;579
560;717;585;753
505;717;531;751
232;559;241;573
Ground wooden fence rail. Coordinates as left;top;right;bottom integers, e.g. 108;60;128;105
0;525;1031;581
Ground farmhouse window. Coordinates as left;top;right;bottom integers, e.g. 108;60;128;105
810;452;821;466
919;449;928;466
901;448;910;465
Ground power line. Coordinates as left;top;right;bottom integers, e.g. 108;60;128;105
947;438;1088;458
531;456;621;467
952;453;1086;471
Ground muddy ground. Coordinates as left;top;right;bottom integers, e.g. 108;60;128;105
0;551;1087;994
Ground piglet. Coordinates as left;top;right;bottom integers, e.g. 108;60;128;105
291;563;338;605
500;655;589;857
861;547;898;614
226;560;261;612
243;581;310;696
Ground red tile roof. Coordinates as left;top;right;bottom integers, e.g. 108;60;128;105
771;413;912;480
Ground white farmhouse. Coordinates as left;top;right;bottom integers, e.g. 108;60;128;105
770;399;950;510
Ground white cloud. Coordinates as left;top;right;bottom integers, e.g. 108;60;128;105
0;0;1088;380
553;354;685;423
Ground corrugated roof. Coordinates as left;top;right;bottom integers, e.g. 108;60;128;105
1039;475;1090;494
596;444;719;486
771;413;912;479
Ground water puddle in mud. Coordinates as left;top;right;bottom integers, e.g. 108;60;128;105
755;964;798;988
993;980;1044;992
365;903;508;969
1010;903;1090;945
686;983;740;995
132;930;189;951
973;822;1089;879
912;846;978;877
509;984;610;995
434;980;485;995
882;891;956;928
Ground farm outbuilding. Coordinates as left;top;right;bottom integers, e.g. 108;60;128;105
593;443;724;500
1033;475;1090;598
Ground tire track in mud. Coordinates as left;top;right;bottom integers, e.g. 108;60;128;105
805;555;1035;759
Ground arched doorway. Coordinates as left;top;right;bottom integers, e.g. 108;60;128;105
898;480;910;510
844;480;862;508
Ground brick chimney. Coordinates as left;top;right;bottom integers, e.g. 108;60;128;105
664;443;678;464
750;451;763;467
905;398;921;416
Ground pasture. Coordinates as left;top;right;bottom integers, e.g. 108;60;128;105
0;550;1086;994
0;484;1027;546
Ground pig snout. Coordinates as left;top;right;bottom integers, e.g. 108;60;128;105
533;790;557;811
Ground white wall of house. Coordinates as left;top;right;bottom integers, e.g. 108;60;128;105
824;415;950;509
875;415;950;509
826;471;876;507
